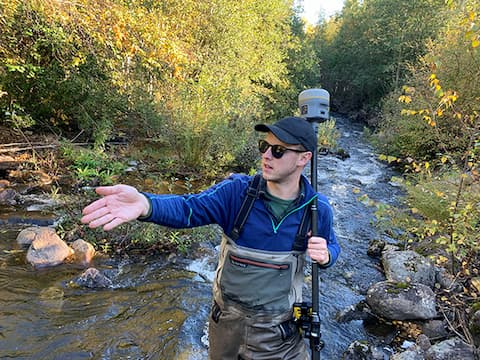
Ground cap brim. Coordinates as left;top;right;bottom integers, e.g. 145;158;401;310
254;124;301;146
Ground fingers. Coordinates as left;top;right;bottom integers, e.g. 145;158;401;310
308;248;329;258
81;205;110;225
88;214;125;231
103;217;125;231
83;210;126;231
95;185;122;196
82;198;106;217
81;185;132;231
308;236;327;249
307;236;329;264
86;212;115;229
307;247;330;265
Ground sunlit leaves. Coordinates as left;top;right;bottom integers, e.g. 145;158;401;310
423;115;436;127
464;11;480;48
378;153;400;163
398;95;412;103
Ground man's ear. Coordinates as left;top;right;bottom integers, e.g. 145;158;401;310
298;151;312;166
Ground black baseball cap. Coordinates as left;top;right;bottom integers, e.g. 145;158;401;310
255;116;316;153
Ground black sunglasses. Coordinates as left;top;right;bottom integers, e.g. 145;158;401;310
258;139;306;159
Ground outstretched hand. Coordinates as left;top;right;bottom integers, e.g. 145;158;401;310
81;185;150;231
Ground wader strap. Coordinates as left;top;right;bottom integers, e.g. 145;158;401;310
229;174;262;241
292;206;311;251
229;174;312;250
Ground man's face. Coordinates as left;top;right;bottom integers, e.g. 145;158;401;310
260;132;311;183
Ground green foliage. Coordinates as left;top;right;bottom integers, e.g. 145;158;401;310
151;0;296;174
371;1;480;273
317;118;340;151
265;12;323;120
315;0;446;112
166;230;193;255
106;222;219;255
0;1;130;146
374;1;480;168
372;86;441;161
61;144;125;185
1;0;305;176
374;171;480;272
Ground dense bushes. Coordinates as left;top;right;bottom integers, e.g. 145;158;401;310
1;0;314;175
314;0;446;113
371;1;480;272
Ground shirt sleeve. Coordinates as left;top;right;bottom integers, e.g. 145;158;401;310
138;175;248;231
317;195;341;268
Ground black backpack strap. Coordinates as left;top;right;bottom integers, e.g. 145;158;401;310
292;205;312;251
229;174;262;241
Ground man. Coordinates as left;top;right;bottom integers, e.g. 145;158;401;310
81;116;340;359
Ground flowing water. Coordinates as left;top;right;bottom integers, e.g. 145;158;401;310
0;116;403;359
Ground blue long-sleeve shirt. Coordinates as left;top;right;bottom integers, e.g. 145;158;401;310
140;173;340;266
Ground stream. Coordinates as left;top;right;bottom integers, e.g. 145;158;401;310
0;116;403;359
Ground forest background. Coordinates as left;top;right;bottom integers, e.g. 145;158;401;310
1;0;480;345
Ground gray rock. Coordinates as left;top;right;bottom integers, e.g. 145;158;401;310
469;310;480;347
0;188;18;205
366;281;437;320
421;319;449;339
434;267;462;292
391;347;425;360
416;334;431;351
425;337;475;360
382;250;436;288
72;268;112;288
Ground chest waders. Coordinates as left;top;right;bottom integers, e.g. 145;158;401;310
212;174;311;323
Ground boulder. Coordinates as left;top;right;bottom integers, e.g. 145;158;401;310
16;226;40;246
425;337;475;360
71;268;112;288
434;267;461;292
469;309;480;346
421;319;449;339
26;227;73;267
366;281;437;320
391;348;425;360
71;239;95;265
0;188;18;205
382;250;436;288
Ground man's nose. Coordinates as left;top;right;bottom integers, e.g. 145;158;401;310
262;146;273;159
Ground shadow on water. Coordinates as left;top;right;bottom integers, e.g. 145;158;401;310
0;115;402;359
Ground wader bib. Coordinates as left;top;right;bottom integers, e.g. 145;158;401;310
208;175;311;359
213;234;306;319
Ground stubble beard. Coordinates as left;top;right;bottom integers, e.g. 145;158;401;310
262;162;298;185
